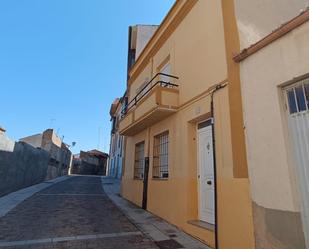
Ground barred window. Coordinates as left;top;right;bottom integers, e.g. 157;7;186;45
134;141;145;179
153;131;169;179
286;79;309;114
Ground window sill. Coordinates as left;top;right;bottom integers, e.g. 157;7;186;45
187;220;215;232
151;178;169;181
133;178;143;181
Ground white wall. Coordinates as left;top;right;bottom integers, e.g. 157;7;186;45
239;20;309;212
234;0;309;49
135;25;158;59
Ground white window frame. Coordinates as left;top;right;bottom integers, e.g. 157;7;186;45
134;141;145;179
284;79;309;115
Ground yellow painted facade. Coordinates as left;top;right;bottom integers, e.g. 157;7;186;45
119;1;255;248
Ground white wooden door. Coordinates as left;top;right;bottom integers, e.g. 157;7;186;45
198;124;215;224
285;80;309;248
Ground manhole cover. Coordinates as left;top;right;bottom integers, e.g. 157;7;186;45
155;239;184;249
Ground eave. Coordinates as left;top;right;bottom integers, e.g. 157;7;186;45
233;9;309;63
127;0;198;86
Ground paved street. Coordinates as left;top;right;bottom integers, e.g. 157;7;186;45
0;176;158;249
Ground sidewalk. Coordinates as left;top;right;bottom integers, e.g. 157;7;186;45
0;175;71;218
102;177;212;249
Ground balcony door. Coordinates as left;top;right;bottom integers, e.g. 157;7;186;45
159;60;171;86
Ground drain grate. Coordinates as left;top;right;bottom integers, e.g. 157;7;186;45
155;239;184;249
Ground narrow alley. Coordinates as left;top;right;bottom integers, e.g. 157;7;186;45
0;176;157;249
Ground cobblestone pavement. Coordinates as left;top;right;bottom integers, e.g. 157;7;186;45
0;176;159;249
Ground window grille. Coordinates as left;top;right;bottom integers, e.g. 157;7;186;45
153;131;169;179
134;141;145;179
286;79;309;114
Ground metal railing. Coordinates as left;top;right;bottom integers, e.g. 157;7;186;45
122;73;179;116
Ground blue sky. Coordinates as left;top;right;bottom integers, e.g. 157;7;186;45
0;0;175;154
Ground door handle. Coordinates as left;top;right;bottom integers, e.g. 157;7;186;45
207;180;212;185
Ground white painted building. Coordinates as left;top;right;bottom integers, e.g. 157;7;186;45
108;98;125;179
234;5;309;249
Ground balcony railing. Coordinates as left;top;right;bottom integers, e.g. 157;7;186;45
122;73;179;116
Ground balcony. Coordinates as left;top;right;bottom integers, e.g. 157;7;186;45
119;73;179;136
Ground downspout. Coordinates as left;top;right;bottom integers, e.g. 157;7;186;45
210;83;227;249
142;127;151;210
121;136;126;178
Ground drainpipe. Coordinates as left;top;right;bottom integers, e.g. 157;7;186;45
210;83;227;249
142;127;151;210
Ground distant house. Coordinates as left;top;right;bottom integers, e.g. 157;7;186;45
72;149;108;176
20;128;72;180
108;98;125;179
108;25;158;179
0;127;50;196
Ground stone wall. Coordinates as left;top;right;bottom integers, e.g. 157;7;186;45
71;161;100;175
19;129;72;181
44;143;71;180
0;133;49;197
